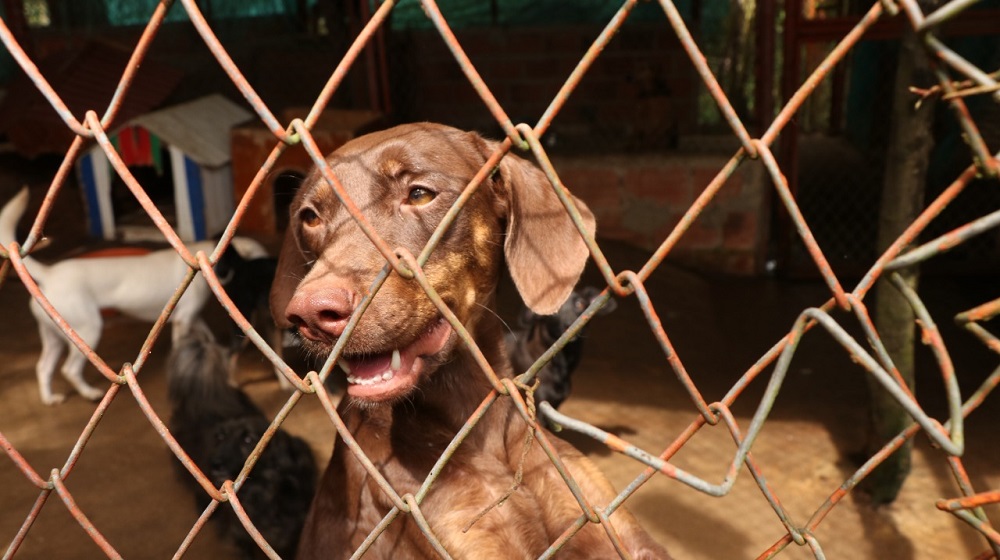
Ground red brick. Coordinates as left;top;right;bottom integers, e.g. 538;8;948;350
423;80;481;105
576;77;623;104
547;29;589;53
615;80;641;100
487;59;525;81
694;166;743;203
624;166;691;207
722;252;758;276
418;58;466;81
722;211;759;251
560;167;621;212
454;31;507;56
524;57;577;80
510;82;559;106
499;31;547;54
565;170;622;235
668;220;722;251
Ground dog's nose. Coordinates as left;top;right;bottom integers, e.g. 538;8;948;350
285;288;356;342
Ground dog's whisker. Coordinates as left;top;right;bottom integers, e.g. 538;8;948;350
475;301;514;337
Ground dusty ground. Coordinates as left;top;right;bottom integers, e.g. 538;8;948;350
1;177;999;559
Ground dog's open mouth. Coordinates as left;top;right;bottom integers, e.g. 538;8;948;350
337;318;453;401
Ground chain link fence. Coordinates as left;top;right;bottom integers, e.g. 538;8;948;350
783;9;1000;278
1;0;999;558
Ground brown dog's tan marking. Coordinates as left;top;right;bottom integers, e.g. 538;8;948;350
272;123;669;559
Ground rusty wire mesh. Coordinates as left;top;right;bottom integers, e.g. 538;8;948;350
1;0;999;558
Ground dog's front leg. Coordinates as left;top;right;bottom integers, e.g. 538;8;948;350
35;322;69;405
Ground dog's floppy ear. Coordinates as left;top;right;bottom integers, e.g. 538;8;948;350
270;224;308;329
487;142;596;315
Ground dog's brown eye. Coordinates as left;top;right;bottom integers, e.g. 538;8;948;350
299;207;321;227
407;187;436;206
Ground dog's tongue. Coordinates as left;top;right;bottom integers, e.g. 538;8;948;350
338;319;453;400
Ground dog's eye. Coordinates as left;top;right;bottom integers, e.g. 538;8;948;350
407;186;436;206
299;207;321;227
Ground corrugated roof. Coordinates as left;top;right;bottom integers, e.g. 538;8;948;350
130;94;253;168
0;40;182;158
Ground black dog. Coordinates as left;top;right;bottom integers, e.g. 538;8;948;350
215;246;293;388
505;286;617;411
167;321;317;559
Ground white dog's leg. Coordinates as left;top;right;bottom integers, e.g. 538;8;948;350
59;321;106;402
35;323;68;405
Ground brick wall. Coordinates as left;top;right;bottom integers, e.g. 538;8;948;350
558;153;769;276
388;24;768;276
24;22;769;276
389;23;696;152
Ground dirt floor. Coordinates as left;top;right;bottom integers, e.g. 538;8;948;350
2;178;1000;559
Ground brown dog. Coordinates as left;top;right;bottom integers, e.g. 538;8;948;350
271;123;669;559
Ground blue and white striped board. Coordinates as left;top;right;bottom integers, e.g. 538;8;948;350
76;142;233;242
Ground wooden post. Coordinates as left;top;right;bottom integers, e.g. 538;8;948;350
864;27;937;504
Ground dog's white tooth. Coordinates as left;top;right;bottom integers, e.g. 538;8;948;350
391;349;401;371
346;375;357;384
339;359;351;374
382;371;394;381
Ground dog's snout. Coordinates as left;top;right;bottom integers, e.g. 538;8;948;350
285;287;356;342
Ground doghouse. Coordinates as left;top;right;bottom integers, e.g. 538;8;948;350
76;94;252;242
229;108;382;238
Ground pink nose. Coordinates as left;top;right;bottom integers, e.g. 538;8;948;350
284;287;356;342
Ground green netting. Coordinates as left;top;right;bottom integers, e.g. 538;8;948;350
389;0;691;30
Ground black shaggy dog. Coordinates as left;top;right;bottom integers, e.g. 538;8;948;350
505;286;617;411
167;321;317;559
214;246;291;388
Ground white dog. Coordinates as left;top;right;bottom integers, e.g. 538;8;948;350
1;188;267;404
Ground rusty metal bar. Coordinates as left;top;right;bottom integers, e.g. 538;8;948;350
198;251;303;390
2;490;51;560
755;141;850;309
0;430;46;489
305;0;396;130
655;0;758;157
123;364;224;503
404;494;454;560
349;505;403;560
99;0;172;129
887;207;1000;270
1;0;999;557
291;119;413;278
308;371;408;512
626;271;714;422
6;247;118;383
397;250;505;394
419;0;525;149
535;0;638;138
0;17;89;137
223;481;281;560
178;0;287;141
51;470;122;559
